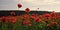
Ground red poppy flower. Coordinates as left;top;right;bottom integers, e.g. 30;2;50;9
46;24;51;27
30;14;36;19
2;16;6;23
10;12;16;15
37;19;42;23
11;17;16;24
12;19;16;24
5;17;11;22
25;20;31;24
22;21;26;25
50;11;57;18
25;8;30;13
52;22;58;25
34;18;42;23
23;14;29;18
44;14;51;17
28;23;32;27
17;4;22;8
30;16;35;19
56;14;60;19
43;13;52;20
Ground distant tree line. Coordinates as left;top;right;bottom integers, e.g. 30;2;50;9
0;10;56;16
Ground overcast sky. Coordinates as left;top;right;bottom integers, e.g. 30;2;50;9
0;0;60;12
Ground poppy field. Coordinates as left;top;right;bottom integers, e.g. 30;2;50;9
0;4;60;30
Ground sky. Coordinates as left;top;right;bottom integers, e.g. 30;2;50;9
0;0;60;12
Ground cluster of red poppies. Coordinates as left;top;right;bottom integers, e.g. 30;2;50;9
21;11;60;27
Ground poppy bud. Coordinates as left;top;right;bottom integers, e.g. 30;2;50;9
17;4;22;8
25;8;30;13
